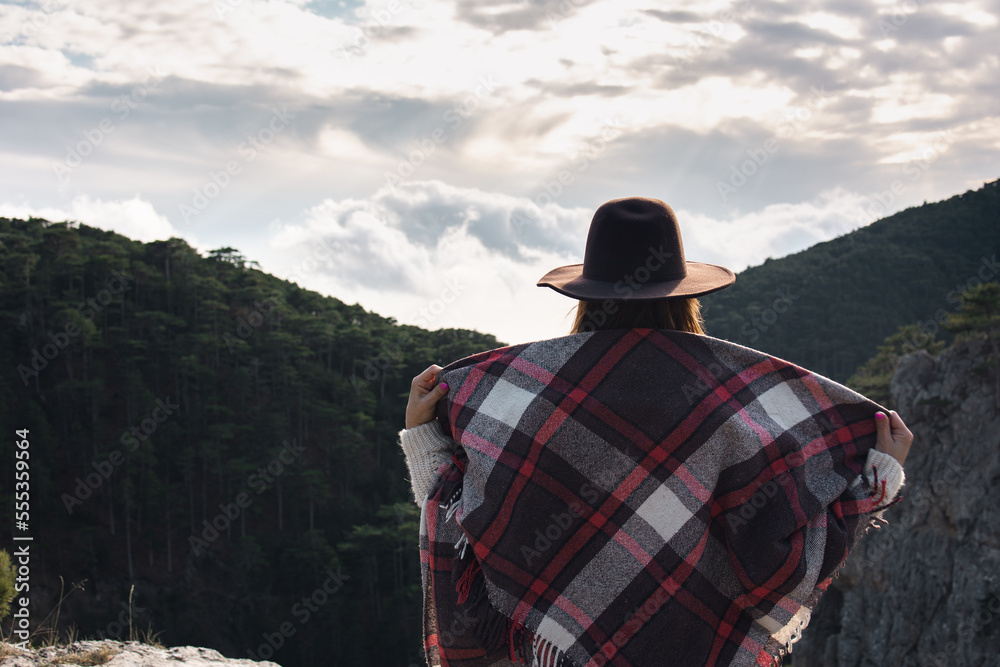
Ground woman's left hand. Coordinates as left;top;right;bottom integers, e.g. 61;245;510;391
405;364;449;429
874;410;913;466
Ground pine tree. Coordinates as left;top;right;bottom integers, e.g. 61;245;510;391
944;282;1000;408
0;549;15;621
847;323;945;407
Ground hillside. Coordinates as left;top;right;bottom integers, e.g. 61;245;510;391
1;179;997;666
701;179;1000;382
796;332;1000;666
0;219;500;666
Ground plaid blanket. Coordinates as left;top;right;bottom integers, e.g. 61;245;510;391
419;328;894;667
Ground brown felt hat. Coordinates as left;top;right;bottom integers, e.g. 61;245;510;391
536;197;735;300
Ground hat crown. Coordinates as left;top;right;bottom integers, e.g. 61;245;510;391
582;197;686;283
535;195;734;301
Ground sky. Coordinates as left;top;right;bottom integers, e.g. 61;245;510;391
0;0;997;345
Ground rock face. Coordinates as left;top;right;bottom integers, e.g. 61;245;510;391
0;640;281;667
794;336;1000;667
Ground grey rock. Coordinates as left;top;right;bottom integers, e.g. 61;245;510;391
794;336;1000;667
0;640;281;667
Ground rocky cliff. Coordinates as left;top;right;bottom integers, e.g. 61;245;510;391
794;335;1000;666
0;640;281;667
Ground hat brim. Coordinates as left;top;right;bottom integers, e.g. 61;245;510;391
537;261;735;300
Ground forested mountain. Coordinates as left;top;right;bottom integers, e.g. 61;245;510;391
1;178;997;667
701;179;1000;382
0;219;499;666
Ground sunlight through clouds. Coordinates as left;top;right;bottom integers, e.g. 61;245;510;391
252;180;881;342
0;0;996;340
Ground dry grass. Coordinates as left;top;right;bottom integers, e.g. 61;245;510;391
132;625;165;649
43;645;120;666
1;641;26;659
1;581;164;653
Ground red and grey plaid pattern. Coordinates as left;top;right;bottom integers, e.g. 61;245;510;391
419;328;889;667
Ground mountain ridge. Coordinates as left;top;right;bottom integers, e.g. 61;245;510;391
700;178;1000;382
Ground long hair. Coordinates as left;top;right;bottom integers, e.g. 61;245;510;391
570;298;705;334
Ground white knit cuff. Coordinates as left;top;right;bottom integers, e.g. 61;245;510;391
862;448;905;508
399;420;457;507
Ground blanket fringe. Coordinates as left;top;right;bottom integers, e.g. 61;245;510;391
440;455;572;666
449;519;573;666
455;549;479;605
531;632;574;667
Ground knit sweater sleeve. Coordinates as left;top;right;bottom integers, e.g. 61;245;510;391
859;447;905;513
398;420;457;508
396;423;904;512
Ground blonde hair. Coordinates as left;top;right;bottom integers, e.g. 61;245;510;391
570;298;705;334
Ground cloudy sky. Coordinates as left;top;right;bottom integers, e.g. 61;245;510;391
1;0;997;345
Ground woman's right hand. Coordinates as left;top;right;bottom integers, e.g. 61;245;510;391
405;365;449;429
874;410;913;466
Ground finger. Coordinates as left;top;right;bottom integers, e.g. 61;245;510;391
420;381;449;405
412;364;443;390
875;411;891;443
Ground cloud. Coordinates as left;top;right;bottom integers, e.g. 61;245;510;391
676;189;874;272
1;0;993;220
260;180;884;344
0;194;187;244
452;0;599;33
0;0;996;342
268;179;591;293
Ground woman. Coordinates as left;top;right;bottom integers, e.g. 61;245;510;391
399;197;912;667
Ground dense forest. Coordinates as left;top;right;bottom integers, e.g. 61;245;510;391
0;178;997;666
701;179;1000;382
0;220;499;666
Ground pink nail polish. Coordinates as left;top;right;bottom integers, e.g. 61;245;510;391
441;383;448;390
876;412;886;421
